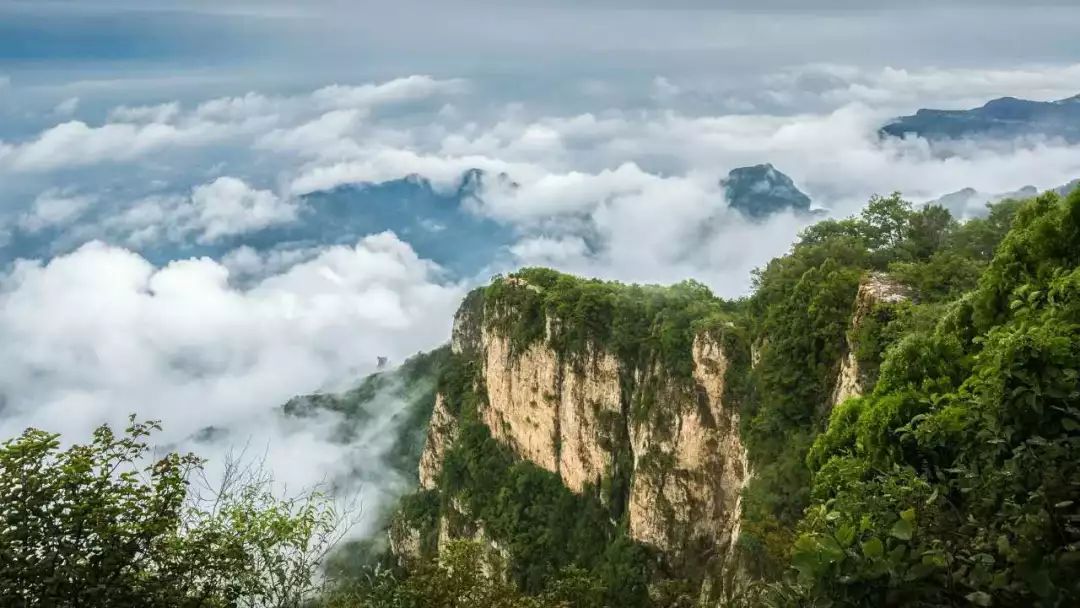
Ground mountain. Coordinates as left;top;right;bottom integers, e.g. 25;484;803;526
928;178;1079;218
0;170;513;277
289;172;513;275
721;163;813;218
355;186;1080;606
929;185;1039;219
880;93;1080;142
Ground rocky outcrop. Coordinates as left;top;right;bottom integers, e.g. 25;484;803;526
830;273;910;408
388;517;423;566
419;393;456;490
422;281;750;567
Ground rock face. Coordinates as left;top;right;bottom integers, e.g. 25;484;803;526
418;280;750;568
418;393;456;490
627;335;749;561
830;273;910;408
479;323;624;492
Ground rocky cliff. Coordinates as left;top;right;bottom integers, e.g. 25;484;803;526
408;270;751;588
830;273;911;408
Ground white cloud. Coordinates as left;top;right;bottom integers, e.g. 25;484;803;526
287;148;528;195
193;92;277;122
312;75;467;110
220;245;321;282
87;177;300;246
0;119;257;172
0;234;462;527
190;177;299;242
256;109;364;159
18;190;95;233
651;76;681;102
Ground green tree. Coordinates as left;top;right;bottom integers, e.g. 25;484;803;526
0;417;346;608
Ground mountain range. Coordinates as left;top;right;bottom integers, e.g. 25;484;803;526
880;93;1080;142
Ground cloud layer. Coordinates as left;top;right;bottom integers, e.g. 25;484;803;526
0;233;462;520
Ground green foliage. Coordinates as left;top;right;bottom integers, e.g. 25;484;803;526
0;417;343;607
787;189;1080;606
324;540;606;608
736;191;1024;577
485;269;731;384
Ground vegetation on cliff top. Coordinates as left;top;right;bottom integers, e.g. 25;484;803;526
736;193;1025;579
483;266;736;382
780;190;1080;606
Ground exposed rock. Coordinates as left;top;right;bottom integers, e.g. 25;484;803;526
830;273;911;408
451;290;484;355
480;328;563;473
388;516;423;567
557;348;623;492
627;334;749;564
419;393;457;490
413;279;752;572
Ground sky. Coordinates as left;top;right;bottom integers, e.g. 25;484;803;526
1;0;1079;532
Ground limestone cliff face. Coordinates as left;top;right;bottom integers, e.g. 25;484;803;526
420;281;750;567
830;273;910;408
418;393;456;490
479;321;623;492
627;334;749;561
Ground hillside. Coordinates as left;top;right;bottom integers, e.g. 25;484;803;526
344;187;1080;606
6;188;1076;607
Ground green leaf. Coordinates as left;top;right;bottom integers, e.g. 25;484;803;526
900;508;916;524
836;524;856;547
921;551;947;568
965;591;992;606
861;537;884;559
889;517;913;541
995;535;1010;555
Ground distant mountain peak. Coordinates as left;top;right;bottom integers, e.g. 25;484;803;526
881;93;1080;143
721;164;812;219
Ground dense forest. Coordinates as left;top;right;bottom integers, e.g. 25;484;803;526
2;188;1078;606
